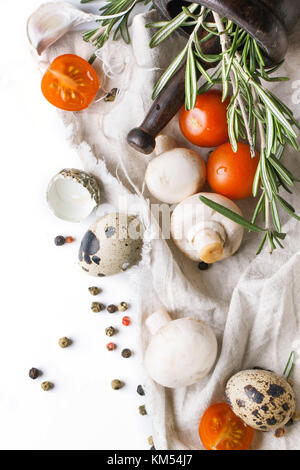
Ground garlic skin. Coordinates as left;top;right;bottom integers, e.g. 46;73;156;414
27;2;99;55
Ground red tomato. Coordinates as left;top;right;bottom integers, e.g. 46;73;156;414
179;90;230;147
207;142;260;200
199;403;254;451
41;54;100;111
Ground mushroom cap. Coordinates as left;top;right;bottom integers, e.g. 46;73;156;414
145;148;206;204
170;192;244;262
144;317;217;388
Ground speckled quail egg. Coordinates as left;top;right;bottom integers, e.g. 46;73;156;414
225;369;296;431
79;213;143;276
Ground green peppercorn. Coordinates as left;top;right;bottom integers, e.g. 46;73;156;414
137;385;145;396
105;326;116;337
139;405;147;415
91;302;105;313
107;304;118;314
121;348;132;358
41;381;53;391
58;337;71;348
88;286;101;296
104;88;118;102
54;235;65;246
111;379;124;390
118;301;128;312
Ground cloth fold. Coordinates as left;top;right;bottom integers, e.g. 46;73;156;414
37;10;300;450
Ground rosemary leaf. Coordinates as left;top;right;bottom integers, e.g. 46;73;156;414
271;199;281;232
149;3;199;48
256;232;268;255
283;351;295;380
152;45;188;99
199;196;265;233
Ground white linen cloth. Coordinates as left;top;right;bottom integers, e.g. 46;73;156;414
36;10;300;450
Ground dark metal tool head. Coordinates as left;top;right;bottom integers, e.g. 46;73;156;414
154;0;300;65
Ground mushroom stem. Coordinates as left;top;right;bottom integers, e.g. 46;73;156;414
146;308;172;335
188;222;226;264
155;135;177;157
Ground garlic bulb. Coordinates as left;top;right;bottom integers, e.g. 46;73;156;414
27;2;99;55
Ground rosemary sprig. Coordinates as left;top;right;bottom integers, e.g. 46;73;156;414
82;0;149;54
147;5;299;254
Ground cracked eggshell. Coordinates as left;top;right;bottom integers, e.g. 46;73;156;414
47;168;100;222
225;369;296;431
79;213;143;276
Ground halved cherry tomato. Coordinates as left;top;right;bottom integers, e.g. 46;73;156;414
207;142;260;200
199;403;254;451
41;54;100;111
179;90;230;147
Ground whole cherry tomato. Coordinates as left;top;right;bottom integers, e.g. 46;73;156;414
199;403;254;451
179;90;230;147
207;142;260;200
41;54;100;111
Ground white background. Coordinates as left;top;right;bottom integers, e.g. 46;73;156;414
0;0;152;450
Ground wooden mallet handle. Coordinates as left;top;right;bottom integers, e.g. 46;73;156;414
127;65;186;155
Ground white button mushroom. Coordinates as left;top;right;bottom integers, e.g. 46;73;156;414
144;308;218;388
171;192;244;264
145;135;206;204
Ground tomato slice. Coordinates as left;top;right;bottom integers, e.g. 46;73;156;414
41;54;100;111
199;403;254;450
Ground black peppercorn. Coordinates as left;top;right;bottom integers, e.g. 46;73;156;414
121;348;132;358
107;304;118;313
150;446;156;451
137;385;145;396
29;368;40;380
198;261;209;271
54;235;66;246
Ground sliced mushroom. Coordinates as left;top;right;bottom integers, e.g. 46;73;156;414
145;135;206;204
171;192;244;263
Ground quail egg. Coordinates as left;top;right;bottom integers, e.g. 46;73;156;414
79;213;143;276
225;369;296;431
